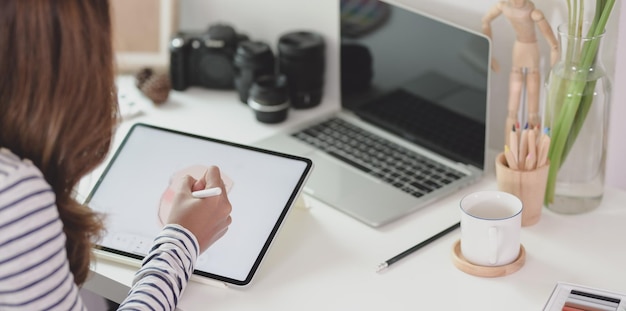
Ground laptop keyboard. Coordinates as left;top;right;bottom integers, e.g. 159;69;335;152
292;117;466;198
357;89;485;168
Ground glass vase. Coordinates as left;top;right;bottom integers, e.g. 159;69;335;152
542;22;611;214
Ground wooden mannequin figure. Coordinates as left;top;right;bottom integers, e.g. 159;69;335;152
482;0;559;145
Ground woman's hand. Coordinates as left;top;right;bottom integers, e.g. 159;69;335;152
167;166;233;253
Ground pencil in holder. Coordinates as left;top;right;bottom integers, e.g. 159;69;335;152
495;152;550;226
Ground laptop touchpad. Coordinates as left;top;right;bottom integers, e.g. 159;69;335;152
305;152;417;226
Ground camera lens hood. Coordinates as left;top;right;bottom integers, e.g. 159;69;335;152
277;31;325;59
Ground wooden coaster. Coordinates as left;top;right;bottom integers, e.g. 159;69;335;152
451;239;525;278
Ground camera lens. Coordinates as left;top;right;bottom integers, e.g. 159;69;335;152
277;31;325;109
234;41;275;104
248;74;289;124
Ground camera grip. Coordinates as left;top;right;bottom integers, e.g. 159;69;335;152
169;40;188;91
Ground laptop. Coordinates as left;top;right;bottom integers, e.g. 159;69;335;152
254;0;491;227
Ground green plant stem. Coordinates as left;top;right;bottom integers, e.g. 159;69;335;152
545;79;587;203
544;0;615;205
561;80;597;162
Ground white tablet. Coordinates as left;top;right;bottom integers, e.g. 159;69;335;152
85;123;313;286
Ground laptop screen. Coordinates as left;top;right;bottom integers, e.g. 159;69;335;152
340;0;490;169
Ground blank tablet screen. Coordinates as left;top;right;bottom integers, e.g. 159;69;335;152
85;123;312;286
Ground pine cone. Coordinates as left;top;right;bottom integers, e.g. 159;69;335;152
135;68;171;105
135;67;154;89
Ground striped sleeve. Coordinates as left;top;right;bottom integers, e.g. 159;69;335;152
118;224;200;311
0;148;86;311
1;148;200;310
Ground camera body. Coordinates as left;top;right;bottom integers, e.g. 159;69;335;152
170;24;248;91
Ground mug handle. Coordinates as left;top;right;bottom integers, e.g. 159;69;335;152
488;227;498;265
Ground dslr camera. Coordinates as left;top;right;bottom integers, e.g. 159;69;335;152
169;24;248;91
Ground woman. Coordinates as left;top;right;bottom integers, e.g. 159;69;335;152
0;1;232;310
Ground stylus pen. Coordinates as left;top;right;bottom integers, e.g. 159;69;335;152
376;221;460;272
191;187;222;198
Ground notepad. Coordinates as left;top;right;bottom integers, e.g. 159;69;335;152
543;282;625;311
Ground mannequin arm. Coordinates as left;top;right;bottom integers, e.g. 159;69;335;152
532;9;559;66
482;1;504;72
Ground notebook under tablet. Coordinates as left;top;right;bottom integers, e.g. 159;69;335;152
85;123;312;286
254;0;491;227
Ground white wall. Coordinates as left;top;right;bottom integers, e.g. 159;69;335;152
605;1;626;190
177;0;341;122
174;0;625;190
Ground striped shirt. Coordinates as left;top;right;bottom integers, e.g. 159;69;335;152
0;148;199;310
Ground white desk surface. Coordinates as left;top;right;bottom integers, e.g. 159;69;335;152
83;76;626;311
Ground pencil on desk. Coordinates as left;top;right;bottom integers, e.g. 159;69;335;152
376;222;460;272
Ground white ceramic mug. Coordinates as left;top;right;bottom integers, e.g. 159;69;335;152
459;190;523;267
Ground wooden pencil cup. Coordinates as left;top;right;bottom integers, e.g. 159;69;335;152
495;152;550;226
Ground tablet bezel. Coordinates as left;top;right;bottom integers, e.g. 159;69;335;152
85;123;313;286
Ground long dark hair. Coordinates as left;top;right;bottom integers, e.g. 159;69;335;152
0;0;118;285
